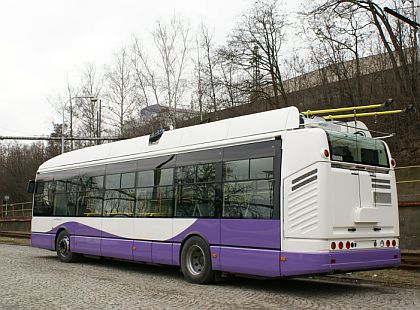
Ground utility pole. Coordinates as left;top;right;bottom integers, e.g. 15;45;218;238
96;99;102;145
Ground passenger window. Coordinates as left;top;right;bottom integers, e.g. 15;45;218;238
175;183;216;218
105;174;121;189
250;157;274;179
33;181;54;216
158;168;173;186
176;166;195;184
223;157;274;219
137;170;154;187
196;163;216;183
135;186;173;217
91;176;104;189
121;172;135;188
224;160;249;181
223;180;273;219
77;191;104;217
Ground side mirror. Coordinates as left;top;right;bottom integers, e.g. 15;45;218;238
27;180;35;194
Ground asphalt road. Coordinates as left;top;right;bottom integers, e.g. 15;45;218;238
1;244;419;309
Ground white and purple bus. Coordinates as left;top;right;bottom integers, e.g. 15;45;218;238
30;107;400;284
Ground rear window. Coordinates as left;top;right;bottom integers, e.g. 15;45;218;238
326;131;389;167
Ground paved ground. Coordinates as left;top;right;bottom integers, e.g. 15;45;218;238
1;244;420;310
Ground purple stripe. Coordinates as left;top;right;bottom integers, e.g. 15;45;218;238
330;248;400;271
210;246;221;270
101;238;133;260
31;233;54;251
220;246;280;277
133;240;152;262
152;242;173;265
33;221;400;280
72;236;101;255
172;243;181;266
170;219;220;244
281;248;400;277
221;219;280;249
49;221;117;238
280;252;330;276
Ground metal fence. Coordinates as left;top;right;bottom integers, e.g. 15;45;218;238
0;202;32;219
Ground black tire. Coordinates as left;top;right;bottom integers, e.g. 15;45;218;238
56;230;79;263
181;236;215;284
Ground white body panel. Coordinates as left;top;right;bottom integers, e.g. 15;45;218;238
37;107;300;175
281;128;399;252
32;217;197;241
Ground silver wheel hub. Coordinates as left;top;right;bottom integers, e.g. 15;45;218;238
58;236;70;257
186;245;205;276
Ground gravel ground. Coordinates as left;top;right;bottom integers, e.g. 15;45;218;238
0;243;420;309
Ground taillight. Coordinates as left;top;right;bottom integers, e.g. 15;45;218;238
322;148;330;158
338;241;343;249
390;158;396;167
392;240;396;247
346;241;351;249
386;240;390;247
331;242;336;250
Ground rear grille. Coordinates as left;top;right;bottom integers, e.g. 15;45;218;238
374;192;392;204
371;178;391;189
291;169;317;191
287;169;319;234
371;177;392;205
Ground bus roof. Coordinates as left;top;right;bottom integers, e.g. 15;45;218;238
39;106;300;173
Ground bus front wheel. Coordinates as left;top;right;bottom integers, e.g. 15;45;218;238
56;230;79;263
181;236;215;284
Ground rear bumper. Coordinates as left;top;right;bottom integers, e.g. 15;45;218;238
281;248;400;277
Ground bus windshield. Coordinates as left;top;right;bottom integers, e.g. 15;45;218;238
326;130;389;167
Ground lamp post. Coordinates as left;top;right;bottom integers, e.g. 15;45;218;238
61;96;98;154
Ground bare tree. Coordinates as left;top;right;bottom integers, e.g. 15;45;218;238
153;17;190;127
131;36;161;107
226;0;289;108
194;36;204;120
199;24;218;113
215;47;250;108
73;62;103;147
303;4;372;105
310;0;419;105
104;48;140;137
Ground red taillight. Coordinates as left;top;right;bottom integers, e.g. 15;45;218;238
338;241;343;249
331;242;336;250
386;240;391;247
346;241;351;249
392;240;396;247
390;158;396;167
323;149;330;158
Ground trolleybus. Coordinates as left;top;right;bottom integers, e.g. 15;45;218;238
30;106;400;283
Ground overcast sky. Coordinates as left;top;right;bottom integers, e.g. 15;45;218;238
0;0;301;138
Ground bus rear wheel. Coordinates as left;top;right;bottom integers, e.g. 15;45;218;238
181;236;215;284
56;231;79;263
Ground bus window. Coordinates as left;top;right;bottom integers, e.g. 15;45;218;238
327;131;389;167
135;186;172;217
223;157;274;219
33;181;54;216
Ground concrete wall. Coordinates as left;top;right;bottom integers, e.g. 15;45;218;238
399;205;420;250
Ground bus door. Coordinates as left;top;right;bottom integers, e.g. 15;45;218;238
100;169;136;260
219;141;281;277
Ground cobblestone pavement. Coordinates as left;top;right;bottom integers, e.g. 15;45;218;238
1;244;419;310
